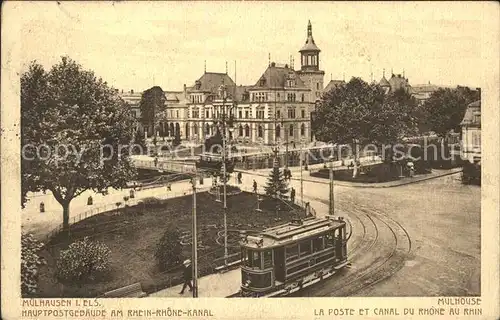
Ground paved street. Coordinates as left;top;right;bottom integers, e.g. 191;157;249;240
22;166;480;297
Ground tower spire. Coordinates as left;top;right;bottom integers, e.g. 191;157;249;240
307;20;312;37
383;68;385;78
204;60;206;73
268;53;271;66
226;61;228;74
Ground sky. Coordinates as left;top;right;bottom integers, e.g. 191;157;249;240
16;1;492;92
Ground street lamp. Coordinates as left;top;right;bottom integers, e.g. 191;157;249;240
190;175;199;298
329;155;335;216
216;84;237;268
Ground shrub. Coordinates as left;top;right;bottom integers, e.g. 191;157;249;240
155;226;182;272
56;237;111;282
21;233;45;295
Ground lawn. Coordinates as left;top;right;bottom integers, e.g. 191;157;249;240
34;191;301;298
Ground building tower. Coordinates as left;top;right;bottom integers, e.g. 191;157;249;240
297;20;325;101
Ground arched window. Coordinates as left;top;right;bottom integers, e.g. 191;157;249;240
239;125;243;136
301;124;305;136
205;123;210;134
185;123;190;138
245;125;250;137
289;124;294;137
169;123;175;137
277;110;281;118
276;125;281;138
258;125;263;138
193;124;198;137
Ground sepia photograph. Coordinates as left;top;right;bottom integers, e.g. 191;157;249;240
2;1;499;319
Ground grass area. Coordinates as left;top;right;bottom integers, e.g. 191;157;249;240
35;191;301;298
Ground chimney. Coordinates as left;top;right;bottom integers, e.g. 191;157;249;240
131;89;134;94
184;84;187;96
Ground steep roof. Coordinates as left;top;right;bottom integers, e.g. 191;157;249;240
188;72;236;94
323;80;345;93
379;76;390;87
460;100;481;126
252;63;307;89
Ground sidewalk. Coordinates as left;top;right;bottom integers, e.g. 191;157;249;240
149;268;241;298
236;167;463;188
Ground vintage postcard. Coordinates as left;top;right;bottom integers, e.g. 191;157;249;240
2;1;499;319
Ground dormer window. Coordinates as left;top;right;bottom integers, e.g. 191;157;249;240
259;78;266;86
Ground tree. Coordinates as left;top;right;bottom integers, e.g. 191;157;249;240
314;78;415;177
155;226;182;271
21;233;45;296
422;87;479;138
21;57;137;233
422;87;480;164
139;86;166;135
56;237;111;282
264;167;289;201
132;128;147;155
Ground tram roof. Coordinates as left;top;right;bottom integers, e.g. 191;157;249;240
242;216;345;249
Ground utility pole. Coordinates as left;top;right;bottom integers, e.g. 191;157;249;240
329;156;335;216
222;106;228;268
300;142;304;205
191;175;198;298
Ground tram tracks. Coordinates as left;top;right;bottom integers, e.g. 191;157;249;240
294;195;412;297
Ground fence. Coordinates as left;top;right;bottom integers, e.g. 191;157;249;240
44;185;211;243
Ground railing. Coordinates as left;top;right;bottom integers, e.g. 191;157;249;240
44;185;211;243
132;159;197;173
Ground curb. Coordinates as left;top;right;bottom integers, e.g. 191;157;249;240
235;168;463;188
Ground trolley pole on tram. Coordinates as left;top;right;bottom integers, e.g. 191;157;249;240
191;175;198;298
329;156;335;216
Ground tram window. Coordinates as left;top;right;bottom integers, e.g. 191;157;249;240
252;251;261;268
299;240;312;257
313;236;324;252
263;250;273;269
286;244;299;262
334;228;341;239
325;232;334;247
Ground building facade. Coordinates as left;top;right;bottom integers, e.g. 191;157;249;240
121;21;324;147
460;100;481;163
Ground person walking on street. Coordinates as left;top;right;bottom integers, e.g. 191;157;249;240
237;172;242;184
179;259;193;294
154;157;158;167
290;188;296;203
167;183;172;191
253;180;257;193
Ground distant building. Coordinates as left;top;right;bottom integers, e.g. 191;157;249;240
460;99;481;163
323;79;345;94
378;70;411;94
120;21;324;146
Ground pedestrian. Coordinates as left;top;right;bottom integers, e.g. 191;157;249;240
154;157;158;167
253;180;257;193
179;259;193;294
167;183;172;191
237;172;242;184
290;188;296;203
287;169;292;181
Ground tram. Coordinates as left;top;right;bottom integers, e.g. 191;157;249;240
238;215;348;297
195;152;235;173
